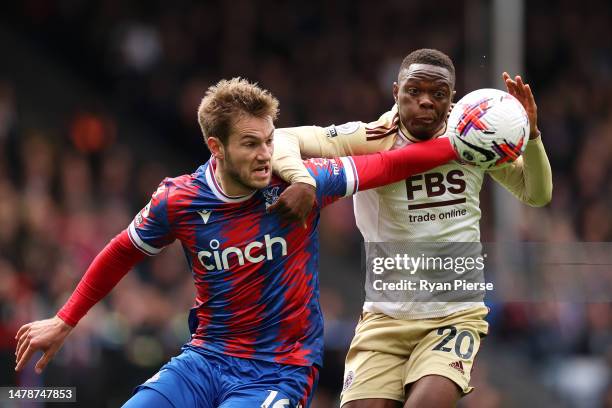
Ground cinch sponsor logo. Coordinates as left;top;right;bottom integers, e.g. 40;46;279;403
197;235;287;271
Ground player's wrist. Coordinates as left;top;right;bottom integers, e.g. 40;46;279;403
55;313;76;329
529;128;541;140
290;176;317;189
294;182;316;192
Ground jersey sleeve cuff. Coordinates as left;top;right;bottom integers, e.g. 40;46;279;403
128;222;163;256
526;134;543;147
340;156;359;196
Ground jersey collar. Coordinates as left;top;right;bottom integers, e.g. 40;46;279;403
205;159;257;203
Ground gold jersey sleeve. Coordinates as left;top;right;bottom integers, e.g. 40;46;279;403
272;107;400;186
488;136;553;207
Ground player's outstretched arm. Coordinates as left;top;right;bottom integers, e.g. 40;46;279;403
15;229;145;374
311;137;457;207
349;137;458;192
489;73;552;206
273;123;390;185
272;123;391;223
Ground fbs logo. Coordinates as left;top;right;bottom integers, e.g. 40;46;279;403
405;170;466;200
197;235;287;271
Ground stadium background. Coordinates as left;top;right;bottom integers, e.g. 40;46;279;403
0;0;611;407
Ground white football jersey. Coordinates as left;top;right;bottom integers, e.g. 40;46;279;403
273;105;552;320
356;129;486;319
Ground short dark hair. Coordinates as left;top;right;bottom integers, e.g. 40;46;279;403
197;77;279;145
399;49;455;88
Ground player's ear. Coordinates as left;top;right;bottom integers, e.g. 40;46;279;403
393;82;399;103
207;136;225;160
452;90;457;101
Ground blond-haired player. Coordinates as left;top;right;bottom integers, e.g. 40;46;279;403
270;49;552;407
15;76;465;408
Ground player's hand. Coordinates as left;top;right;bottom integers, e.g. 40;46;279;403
267;182;316;228
15;315;73;374
503;72;541;139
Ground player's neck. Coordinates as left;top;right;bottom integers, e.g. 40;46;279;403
213;161;256;197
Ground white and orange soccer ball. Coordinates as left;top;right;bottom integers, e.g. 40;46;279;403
447;88;530;169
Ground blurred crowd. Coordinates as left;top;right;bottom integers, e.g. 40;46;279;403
0;0;611;407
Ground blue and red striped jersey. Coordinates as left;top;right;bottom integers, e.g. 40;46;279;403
127;157;358;367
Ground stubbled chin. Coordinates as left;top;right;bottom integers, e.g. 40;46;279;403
249;177;271;189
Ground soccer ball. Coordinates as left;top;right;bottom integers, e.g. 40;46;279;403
447;88;530;169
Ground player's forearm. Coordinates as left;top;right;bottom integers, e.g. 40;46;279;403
272;130;317;187
57;230;145;326
521;136;553;205
277;126;354;157
490;136;552;207
273;125;369;186
351;137;457;191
